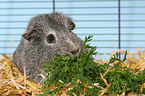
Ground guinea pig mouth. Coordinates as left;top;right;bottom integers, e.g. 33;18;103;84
70;49;81;57
56;49;81;57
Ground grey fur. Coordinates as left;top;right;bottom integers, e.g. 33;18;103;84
12;12;83;83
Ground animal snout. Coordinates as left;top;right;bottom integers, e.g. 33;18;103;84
70;48;81;56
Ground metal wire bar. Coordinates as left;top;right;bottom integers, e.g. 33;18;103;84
0;13;145;16
1;6;145;10
118;0;121;59
0;0;144;3
0;20;145;23
53;0;55;12
0;27;145;29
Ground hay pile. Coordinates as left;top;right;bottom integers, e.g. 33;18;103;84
0;54;42;96
95;48;145;71
0;48;145;96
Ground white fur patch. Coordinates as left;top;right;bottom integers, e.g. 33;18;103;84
67;39;75;49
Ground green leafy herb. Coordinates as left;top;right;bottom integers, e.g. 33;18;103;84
39;35;145;96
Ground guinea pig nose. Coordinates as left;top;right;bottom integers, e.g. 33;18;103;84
71;49;80;55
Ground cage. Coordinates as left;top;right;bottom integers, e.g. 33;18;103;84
0;0;145;60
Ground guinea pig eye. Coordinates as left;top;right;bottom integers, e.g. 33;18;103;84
46;34;56;44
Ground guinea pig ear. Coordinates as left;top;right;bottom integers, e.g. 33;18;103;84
68;20;76;31
22;28;38;41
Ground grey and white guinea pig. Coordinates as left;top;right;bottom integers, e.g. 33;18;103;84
12;12;84;83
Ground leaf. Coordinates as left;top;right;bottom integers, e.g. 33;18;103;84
62;56;71;61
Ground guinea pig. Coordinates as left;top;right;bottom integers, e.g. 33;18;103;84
12;12;84;83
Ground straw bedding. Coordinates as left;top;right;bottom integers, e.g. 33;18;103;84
0;48;145;96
